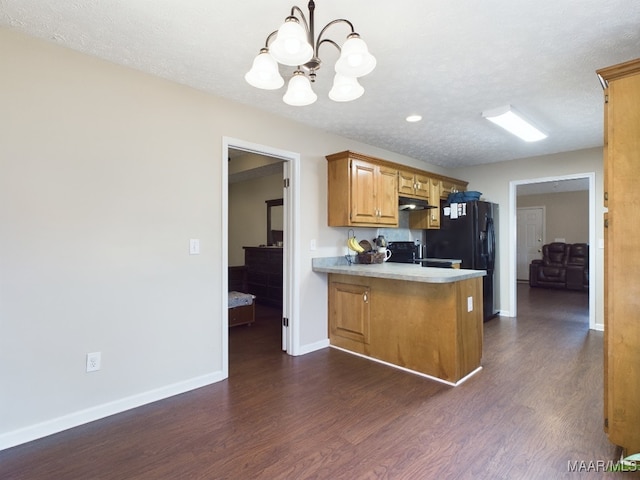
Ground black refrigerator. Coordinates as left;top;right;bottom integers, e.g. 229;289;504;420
425;200;498;322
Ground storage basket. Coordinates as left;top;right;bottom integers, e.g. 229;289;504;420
447;191;482;203
357;252;385;264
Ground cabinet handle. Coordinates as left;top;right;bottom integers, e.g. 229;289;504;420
363;292;368;303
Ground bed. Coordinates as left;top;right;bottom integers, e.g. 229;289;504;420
228;291;255;327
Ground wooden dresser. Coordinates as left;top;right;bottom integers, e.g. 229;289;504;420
243;247;283;309
597;58;640;456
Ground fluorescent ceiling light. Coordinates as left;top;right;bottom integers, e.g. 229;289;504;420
482;105;547;142
406;115;422;122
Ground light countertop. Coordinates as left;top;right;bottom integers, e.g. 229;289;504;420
312;257;485;284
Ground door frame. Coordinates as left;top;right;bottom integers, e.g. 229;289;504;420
221;137;301;377
509;172;596;329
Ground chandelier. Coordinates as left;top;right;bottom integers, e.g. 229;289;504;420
245;1;376;106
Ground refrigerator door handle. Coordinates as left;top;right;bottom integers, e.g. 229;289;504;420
487;217;496;270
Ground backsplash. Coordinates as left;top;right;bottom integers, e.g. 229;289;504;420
375;212;424;243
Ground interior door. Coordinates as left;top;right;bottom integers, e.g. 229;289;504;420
281;161;291;351
516;207;544;280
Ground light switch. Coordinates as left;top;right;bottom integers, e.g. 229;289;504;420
310;239;317;251
467;296;473;312
189;239;200;255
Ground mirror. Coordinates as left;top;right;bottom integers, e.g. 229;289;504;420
266;198;283;246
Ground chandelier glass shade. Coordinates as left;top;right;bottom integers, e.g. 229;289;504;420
244;49;285;90
245;1;376;106
269;18;314;66
328;73;364;102
283;70;318;106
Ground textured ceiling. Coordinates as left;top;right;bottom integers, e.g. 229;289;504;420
2;0;639;167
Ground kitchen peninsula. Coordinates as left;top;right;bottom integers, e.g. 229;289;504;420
312;258;486;385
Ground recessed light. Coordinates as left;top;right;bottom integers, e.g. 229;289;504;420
406;115;422;122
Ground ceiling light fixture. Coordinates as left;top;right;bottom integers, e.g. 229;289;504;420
245;1;376;106
406;115;422;122
482;105;547;142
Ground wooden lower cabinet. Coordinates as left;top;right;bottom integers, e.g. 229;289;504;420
328;273;483;383
329;281;370;346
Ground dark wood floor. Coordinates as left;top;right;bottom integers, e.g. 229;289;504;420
1;285;630;479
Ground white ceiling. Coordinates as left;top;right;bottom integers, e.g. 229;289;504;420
2;0;639;168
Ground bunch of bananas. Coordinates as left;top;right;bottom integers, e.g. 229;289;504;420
347;235;365;253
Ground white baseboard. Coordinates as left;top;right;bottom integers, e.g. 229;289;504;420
293;338;330;356
329;345;482;387
0;371;226;451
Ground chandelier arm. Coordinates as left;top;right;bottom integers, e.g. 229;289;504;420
263;30;278;49
290;5;311;42
315;18;355;51
316;38;341;56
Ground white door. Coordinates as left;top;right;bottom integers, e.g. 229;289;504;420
516;207;544;281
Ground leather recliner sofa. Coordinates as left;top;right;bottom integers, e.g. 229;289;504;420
529;242;589;291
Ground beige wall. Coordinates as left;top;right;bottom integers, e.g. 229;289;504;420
0;28;450;447
518;191;589;244
228;172;283;266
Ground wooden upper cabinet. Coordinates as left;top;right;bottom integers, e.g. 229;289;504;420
326;150;467;229
597;57;640;456
440;178;466;199
327;151;398;227
428;179;441;228
349;158;398;226
398;170;430;200
408;178;443;230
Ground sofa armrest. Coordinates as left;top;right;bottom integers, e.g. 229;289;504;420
529;262;540;287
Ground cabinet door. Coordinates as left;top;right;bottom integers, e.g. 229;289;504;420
605;70;640;454
329;281;370;347
440;179;465;199
376;165;399;225
398;171;429;200
398;170;416;196
428;179;441;228
350;159;378;224
414;173;431;200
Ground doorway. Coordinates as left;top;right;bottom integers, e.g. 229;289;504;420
509;173;596;329
221;137;301;378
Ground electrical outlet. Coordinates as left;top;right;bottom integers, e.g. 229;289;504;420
86;352;101;372
467;296;473;312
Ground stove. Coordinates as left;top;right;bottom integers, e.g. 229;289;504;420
386;241;419;264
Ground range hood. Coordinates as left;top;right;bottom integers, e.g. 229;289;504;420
398;196;437;211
